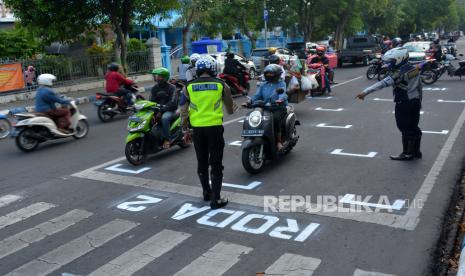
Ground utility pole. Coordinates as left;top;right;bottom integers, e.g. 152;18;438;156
264;0;268;48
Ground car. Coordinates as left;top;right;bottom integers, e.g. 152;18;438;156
286;42;308;59
338;35;381;67
250;47;299;72
205;52;258;79
403;42;431;62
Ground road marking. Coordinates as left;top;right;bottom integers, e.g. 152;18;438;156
353;269;396;276
423;87;447;91
222;181;262;190
315;107;344;111
6;219;139;276
0;209;92;259
392;110;424;114
89;230;191;276
264;253;321;275
438;99;465;103
422;130;449;135
238;119;244;123
104;164;151;174
308;96;333;100
340;194;405;211
224;116;245;126
330;149;377;158
0;194;22;208
373;98;392;102
116;194;163;212
0;202;56;230
316;123;352;129
331;76;363;88
173;241;252;276
229;140;243;146
231;214;280;234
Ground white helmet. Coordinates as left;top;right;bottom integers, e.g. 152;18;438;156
37;74;57;87
382;47;409;67
190;53;201;63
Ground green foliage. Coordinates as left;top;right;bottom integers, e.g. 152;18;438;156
0;28;42;59
127;38;147;52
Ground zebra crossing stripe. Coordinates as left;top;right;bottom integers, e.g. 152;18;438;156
89;229;191;276
0;209;92;260
0;195;22;208
265;253;322;275
353;268;396;276
0;202;56;230
173;241;252;276
5;219;139;276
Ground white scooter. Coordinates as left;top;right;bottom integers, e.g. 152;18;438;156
13;101;89;152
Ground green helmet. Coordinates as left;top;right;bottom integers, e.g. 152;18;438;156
151;67;170;79
181;55;190;64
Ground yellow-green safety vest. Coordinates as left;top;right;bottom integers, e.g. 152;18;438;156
187;79;224;127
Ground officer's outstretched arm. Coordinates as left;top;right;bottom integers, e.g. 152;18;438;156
362;76;395;95
222;84;235;115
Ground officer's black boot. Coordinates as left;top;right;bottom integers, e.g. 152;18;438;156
210;173;228;209
414;136;422;159
198;172;211;201
390;136;414;161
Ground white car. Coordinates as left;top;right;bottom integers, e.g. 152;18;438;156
403;42;431;62
250;48;299;72
203;52;258;79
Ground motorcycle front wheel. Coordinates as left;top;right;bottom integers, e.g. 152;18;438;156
366;66;377;80
73;119;89;139
125;138;147;166
242;145;265;174
97;101;116;122
15;128;39;152
0;118;11;139
421;69;437;85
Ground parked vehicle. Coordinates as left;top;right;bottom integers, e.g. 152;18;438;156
286;42;308;59
431;54;465;83
338;35;381;67
12;101;89;152
125;100;189;165
95;85;145;122
241;95;300;174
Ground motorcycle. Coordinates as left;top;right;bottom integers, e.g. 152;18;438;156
12;101;89;152
432;54;465;82
125;100;189;165
0;111;11;140
241;92;300;174
366;54;383;80
95;85;145;122
307;63;327;97
218;69;250;97
377;60;437;85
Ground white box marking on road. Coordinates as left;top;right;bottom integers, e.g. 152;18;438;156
330;149;377;158
340;194;406;211
315;107;344;111
0;195;22;208
0;202;56;230
229;140;243;146
104;164;151;174
316;123;352;129
353;268;396;276
265;253;321;276
438;99;465;103
422;130;449;135
373;98;392;102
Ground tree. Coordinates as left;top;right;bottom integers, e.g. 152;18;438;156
5;0;178;67
0;28;42;59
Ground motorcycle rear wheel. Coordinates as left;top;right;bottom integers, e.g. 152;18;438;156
125;138;147;166
242;145;265;174
15;128;39;152
366;66;377;80
421;69;437;85
97;102;116;122
0;118;11;139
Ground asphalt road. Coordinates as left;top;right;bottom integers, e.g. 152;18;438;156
1;41;465;276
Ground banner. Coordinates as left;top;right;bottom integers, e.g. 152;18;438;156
0;63;25;93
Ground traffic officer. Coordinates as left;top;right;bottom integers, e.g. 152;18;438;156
180;57;236;209
356;47;422;161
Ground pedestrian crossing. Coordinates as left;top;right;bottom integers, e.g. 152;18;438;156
0;194;395;276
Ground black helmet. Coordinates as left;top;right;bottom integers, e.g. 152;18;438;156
107;63;119;72
433;38;440;45
226;52;235;59
268;54;280;64
263;64;282;82
392;37;402;47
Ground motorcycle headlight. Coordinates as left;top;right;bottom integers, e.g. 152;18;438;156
134;102;145;111
128;119;147;132
248;111;262;127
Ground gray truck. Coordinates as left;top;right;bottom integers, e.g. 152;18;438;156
338;35;381;67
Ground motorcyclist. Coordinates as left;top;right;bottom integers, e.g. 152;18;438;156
34;74;72;133
223;52;247;88
269;54;286;81
178;55;190;83
356;47;423;161
186;53;201;81
105;63;135;106
310;46;332;95
392;37;403;48
431;39;443;62
382;38;392;54
249;64;288;150
150;67;179;149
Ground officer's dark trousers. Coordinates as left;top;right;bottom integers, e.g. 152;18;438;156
193;126;225;201
395;98;422;137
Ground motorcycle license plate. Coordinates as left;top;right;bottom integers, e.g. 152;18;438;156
242;129;264;136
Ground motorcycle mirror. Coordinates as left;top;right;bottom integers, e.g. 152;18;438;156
460;54;464;57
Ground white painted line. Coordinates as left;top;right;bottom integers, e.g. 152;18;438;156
229;140;243;146
104;164;151;174
6;219;139;276
0;194;22;208
393;110;424;114
218;180;262;190
265;253;321;276
308;96;333;100
0;202;56;230
173;241;252;276
438;99;465;103
373;98;392;102
423;87;447;91
353;268;396;276
294;223;320;242
315;107;344;112
0;209;92;259
422;130;449;135
330;149;377;158
316;123;352;129
238;119;244;123
340;194;405;211
224;116;245;126
332;76;363;88
89;229;191;276
116;195;163;212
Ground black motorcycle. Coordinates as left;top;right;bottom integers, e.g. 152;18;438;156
366;55;383;80
241;93;300;174
432;54;465;82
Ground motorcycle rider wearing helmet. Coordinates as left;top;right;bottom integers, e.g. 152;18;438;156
35;74;72;132
105;63;135;106
268;54;286;81
431;38;443;62
356;47;423;161
186;53;201;81
250;64;288;150
180;57;235;210
223;52;247;88
392;37;403;48
150;67;178;149
178;55;191;83
310;46;332;94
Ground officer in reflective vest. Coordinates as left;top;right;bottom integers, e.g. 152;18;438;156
181;57;235;209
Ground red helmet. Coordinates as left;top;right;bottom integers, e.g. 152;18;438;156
316;46;326;52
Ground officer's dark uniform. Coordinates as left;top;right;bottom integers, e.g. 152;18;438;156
362;62;423;160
